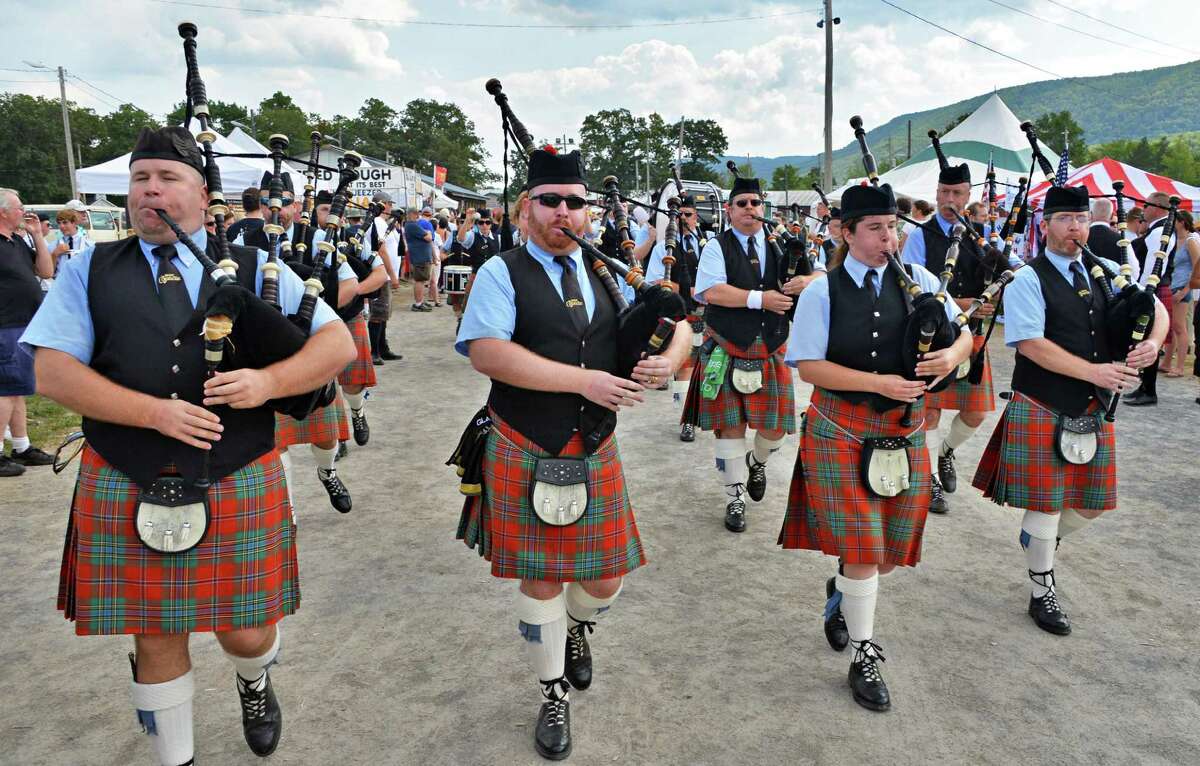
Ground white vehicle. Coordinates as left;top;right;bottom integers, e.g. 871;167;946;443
650;179;725;240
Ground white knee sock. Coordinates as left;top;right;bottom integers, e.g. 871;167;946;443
751;432;785;465
1057;508;1096;539
224;627;280;692
671;378;689;404
344;391;365;413
715;438;747;496
310;443;337;473
278;450;295;513
515;590;569;700
131;670;195;766
1021;511;1060;598
11;435;30;452
835;573;879;643
565;581;622;626
940;414;978;455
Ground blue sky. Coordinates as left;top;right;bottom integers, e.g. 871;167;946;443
4;0;1195;179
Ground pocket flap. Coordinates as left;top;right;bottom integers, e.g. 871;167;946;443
533;458;587;487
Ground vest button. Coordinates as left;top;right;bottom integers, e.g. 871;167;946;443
170;392;179;400
171;364;181;373
173;339;181;347
872;331;878;338
870;351;877;357
873;311;881;318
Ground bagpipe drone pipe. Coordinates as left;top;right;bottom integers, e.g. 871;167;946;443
174;22;333;420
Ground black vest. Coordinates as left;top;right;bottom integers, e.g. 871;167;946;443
920;217;986;298
1011;255;1113;416
467;230;501;273
703;228;788;352
672;229;706;311
83;236;276;488
826;261;909;411
242;222;286;255
486;246;619;456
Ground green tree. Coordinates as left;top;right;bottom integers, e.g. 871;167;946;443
94;104;159;162
166;99;253;135
941;112;971;135
1033;110;1088;165
579;108;647;191
0;93;104;202
395;99;494;189
728;160;754;186
771;163;804;192
255;92;313;148
671;117;727;184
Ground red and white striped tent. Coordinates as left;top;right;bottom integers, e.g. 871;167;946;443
1026;157;1200;211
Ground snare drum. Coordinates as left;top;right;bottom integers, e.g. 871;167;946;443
443;265;472;295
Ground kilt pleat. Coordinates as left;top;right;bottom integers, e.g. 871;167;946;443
456;413;646;582
337;314;377;388
926;348;995;412
58;447;300;635
971;393;1116;512
778;389;930;567
274;388;349;448
682;333;796;434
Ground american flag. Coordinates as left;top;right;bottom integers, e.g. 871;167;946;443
1054;141;1070;187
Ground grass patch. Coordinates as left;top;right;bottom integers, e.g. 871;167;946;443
17;394;80;453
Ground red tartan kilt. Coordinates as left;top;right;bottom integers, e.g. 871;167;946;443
337;314;377;388
682;334;796;434
58;446;299;635
778;389;930;567
275;389;349;448
971;393;1116;512
457;413;646;583
926;348;995;412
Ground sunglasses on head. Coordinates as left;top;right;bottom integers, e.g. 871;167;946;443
531;193;589;211
733;198;762;208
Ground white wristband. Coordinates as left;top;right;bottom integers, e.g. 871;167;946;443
746;290;763;310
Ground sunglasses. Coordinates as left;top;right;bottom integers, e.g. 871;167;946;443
680;211;696;218
260;196;296;206
733;198;763;208
531;193;589;211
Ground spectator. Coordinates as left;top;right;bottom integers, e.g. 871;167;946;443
431;214;453;307
0;188;55;476
225;186;263;241
1087;197;1123;266
419;206;439;307
911;199;934;223
405;208;435;311
203;213;217;236
51;209;91;275
365;192;401;363
1164;210;1200;377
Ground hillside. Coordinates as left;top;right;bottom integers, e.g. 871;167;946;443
723;59;1200;184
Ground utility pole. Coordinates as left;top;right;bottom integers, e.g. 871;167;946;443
820;0;837;191
57;67;77;199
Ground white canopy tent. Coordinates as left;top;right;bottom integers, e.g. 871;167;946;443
832;93;1065;203
224;127;308;180
75;126;300;196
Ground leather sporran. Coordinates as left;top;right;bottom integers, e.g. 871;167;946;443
134;477;210;554
859;436;913;498
730;357;764;395
1054;413;1100;465
530;458;588;526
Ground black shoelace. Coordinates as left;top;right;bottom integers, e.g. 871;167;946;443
851;639;887;682
567;618;595;659
540;676;569;703
319;469;347;495
237;674;269;719
1029;569;1062;612
748;456;767;483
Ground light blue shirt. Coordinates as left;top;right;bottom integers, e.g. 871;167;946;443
694;228;769;300
633;222;652;247
902;213;1022;269
785;256;960;364
1003;249;1121;347
21;228;338;365
645;229;708;286
455;239;597;357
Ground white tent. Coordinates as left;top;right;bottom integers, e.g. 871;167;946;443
75;126;300;196
833;93;1065;203
224;127;308;179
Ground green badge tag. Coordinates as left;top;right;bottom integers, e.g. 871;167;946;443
701;346;730;400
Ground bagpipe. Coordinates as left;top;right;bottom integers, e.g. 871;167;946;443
850;115;961;426
1077;194;1179;422
724;160;812;287
289;130;323;267
173;22;333;420
928;128;1006;270
1019;121;1058;181
483;78;686;378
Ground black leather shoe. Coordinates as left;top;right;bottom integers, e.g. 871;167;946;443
336;441;348;460
0;456;25;478
679;423;695;442
380;351;402;361
565;618;594;690
724;492;746;533
371;355;384;366
318;468;352;514
929;476;949;515
937;447;957;493
237;672;283;757
351;410;370;446
824;577;849;652
10;446;54;466
1122;391;1157;406
745;452;767;502
534;684;571;761
848;639;890;712
1028;588;1071;636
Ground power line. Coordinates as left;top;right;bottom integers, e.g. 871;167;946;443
69;73;134;108
1040;0;1200;58
0;78;59;83
981;0;1179;60
148;0;817;29
877;0;1069;81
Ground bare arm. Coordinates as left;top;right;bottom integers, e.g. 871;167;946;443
376;242;398;285
1187;239;1200;289
27;225;54;278
337;278;358;308
358;264;389;295
704;283;792;314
